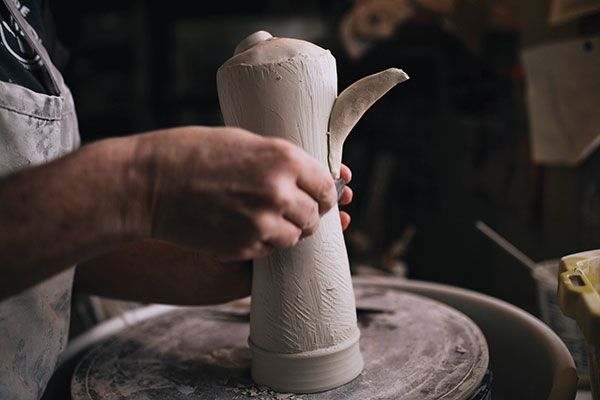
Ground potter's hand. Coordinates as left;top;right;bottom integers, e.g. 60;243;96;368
338;164;353;231
136;126;338;261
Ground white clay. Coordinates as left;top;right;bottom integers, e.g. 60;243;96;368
217;31;408;393
328;67;409;178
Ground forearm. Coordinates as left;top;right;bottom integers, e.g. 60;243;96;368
0;136;148;299
75;239;252;305
0;125;338;302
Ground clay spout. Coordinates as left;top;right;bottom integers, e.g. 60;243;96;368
327;68;409;178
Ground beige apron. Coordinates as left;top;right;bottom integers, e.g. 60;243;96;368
0;0;80;398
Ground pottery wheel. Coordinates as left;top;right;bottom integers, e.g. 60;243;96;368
71;286;489;400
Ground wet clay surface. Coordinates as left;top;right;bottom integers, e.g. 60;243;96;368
72;287;488;400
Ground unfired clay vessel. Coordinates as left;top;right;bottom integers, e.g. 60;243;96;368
217;31;408;393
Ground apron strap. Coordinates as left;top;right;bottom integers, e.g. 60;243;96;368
1;0;61;95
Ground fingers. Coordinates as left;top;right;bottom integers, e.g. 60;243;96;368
295;155;337;215
282;188;320;239
339;185;353;206
340;211;351;231
261;215;303;250
339;164;352;229
227;215;302;261
339;163;352;184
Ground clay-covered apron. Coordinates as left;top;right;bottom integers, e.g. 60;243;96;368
0;0;80;399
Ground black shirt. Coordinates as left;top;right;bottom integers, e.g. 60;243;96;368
0;0;68;95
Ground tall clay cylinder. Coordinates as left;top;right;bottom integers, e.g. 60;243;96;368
217;32;363;393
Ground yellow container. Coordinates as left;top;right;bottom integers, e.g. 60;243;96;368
558;250;600;399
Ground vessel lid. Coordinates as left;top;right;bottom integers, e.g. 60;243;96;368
220;30;331;69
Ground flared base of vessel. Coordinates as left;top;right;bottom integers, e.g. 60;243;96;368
249;332;363;394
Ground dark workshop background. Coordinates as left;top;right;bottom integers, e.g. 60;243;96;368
50;0;600;318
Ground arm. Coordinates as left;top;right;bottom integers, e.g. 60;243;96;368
0;136;144;299
73;165;353;306
75;240;251;305
0;126;337;301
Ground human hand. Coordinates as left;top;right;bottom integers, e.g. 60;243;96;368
134;126;338;261
338;164;353;231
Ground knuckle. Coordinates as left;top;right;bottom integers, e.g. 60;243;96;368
237;247;254;261
303;203;319;230
255;245;274;259
270;138;299;165
303;222;319;237
261;177;279;198
288;226;303;247
299;207;319;238
280;234;298;249
262;178;287;208
276;192;293;211
241;242;264;260
260;176;293;212
318;180;336;207
253;212;275;242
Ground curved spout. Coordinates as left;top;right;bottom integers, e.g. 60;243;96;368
327;68;409;178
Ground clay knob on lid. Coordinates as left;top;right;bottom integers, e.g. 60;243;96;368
234;31;273;55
